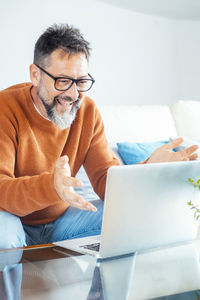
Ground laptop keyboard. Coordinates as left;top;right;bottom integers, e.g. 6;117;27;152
80;242;100;252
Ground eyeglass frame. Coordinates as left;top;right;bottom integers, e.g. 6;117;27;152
35;64;95;92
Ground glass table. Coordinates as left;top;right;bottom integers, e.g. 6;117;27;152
1;239;200;300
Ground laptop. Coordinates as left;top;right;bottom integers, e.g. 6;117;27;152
55;161;200;259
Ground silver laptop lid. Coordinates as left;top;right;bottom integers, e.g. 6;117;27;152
99;161;200;258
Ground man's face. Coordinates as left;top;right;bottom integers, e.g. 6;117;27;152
36;49;89;129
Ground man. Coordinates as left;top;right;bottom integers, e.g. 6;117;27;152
0;24;198;249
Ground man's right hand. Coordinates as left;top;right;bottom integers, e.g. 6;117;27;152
54;155;97;212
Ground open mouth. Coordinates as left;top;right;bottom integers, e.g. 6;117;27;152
56;97;79;105
56;98;76;112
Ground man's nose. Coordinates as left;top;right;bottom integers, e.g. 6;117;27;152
64;82;79;101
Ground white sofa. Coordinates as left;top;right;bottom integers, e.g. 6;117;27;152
98;100;200;144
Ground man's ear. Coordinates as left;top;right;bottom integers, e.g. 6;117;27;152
29;64;40;87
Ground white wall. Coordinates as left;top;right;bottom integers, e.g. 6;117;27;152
0;0;199;105
175;21;200;101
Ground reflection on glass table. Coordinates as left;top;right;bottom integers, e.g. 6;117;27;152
129;241;200;300
0;240;200;300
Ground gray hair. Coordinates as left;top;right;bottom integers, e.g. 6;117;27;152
33;24;91;67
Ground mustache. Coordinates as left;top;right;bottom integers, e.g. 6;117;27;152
54;95;80;103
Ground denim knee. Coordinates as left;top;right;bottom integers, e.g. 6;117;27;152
0;212;26;249
51;199;104;242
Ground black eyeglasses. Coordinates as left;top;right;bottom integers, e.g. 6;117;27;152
35;64;95;92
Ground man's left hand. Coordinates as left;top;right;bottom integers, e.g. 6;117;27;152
147;137;199;163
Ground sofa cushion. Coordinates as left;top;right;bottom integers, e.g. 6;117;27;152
117;141;168;165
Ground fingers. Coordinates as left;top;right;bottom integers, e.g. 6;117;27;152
56;155;69;169
55;155;71;177
188;153;198;161
179;144;199;159
55;155;80;187
164;137;184;150
164;138;199;161
63;176;83;188
63;189;97;212
54;156;97;212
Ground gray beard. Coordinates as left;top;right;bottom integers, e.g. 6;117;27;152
38;95;81;130
49;104;79;130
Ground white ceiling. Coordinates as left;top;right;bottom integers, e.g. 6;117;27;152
98;0;200;20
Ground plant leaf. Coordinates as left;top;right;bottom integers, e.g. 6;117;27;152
188;178;195;184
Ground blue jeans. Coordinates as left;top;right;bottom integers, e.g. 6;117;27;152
0;199;104;249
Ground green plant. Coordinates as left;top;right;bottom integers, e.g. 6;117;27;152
187;178;200;220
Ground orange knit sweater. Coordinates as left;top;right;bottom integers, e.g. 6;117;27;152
0;83;120;225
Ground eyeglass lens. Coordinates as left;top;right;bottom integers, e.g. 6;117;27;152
55;78;93;91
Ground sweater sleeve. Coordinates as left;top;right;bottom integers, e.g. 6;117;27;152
0;113;61;217
83;107;120;200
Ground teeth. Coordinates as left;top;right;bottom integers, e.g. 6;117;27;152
56;99;73;112
57;99;71;106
